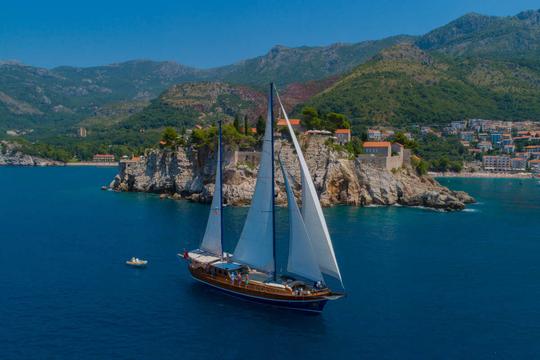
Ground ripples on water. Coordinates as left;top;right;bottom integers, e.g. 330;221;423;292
1;168;540;359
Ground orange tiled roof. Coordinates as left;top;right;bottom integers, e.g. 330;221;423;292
530;159;540;163
363;141;391;148
335;129;351;134
250;127;257;134
277;119;301;126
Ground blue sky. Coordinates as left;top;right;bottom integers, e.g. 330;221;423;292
1;0;538;69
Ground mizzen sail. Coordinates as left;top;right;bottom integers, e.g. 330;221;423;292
233;87;275;273
200;122;223;256
280;159;324;283
275;90;344;286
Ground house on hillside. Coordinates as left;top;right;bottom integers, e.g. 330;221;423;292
363;141;392;156
478;141;493;152
335;129;351;144
367;129;382;141
277;118;301;131
357;141;409;171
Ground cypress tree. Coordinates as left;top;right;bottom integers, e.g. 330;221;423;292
233;114;240;132
244;115;249;136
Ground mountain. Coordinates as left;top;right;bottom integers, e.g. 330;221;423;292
117;79;337;131
0;36;413;132
209;36;415;87
416;10;540;58
2;8;540;138
0;60;201;130
120;82;266;130
306;43;540;126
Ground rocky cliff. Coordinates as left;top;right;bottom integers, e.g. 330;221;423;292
0;141;64;166
110;135;474;211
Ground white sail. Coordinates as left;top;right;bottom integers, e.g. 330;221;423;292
275;91;344;286
233;96;275;273
200;128;223;256
280;160;324;283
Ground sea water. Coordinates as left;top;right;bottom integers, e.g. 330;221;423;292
1;167;539;359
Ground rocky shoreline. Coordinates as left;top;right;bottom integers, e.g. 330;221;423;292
0;141;64;166
430;171;534;179
110;135;475;211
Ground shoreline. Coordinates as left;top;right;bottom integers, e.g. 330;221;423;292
430;171;534;179
0;162;118;168
65;162;119;167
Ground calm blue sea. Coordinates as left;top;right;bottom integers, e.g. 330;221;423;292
1;167;540;359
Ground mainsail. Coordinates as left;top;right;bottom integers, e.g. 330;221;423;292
233;86;275;273
275;90;344;286
200;121;223;256
280;159;324;283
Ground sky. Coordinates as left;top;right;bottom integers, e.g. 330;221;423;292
1;0;539;69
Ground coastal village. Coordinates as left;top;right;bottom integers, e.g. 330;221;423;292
116;118;413;174
6;116;539;179
420;119;540;175
113;117;540;178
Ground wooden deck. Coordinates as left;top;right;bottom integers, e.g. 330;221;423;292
189;263;332;302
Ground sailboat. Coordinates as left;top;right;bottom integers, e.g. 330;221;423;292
184;83;345;313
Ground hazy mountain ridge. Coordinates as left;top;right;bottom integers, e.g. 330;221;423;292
209;35;415;87
2;9;540;133
0;60;208;130
0;37;413;131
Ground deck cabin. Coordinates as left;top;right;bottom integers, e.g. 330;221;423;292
186;249;325;296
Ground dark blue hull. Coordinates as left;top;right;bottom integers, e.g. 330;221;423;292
191;275;328;313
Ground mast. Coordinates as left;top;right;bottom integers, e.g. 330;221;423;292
218;119;224;258
270;82;276;281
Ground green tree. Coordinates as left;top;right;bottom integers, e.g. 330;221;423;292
345;136;363;156
325;112;350;131
233;114;241;132
391;132;418;150
301;107;322;130
161;127;178;147
243;115;249;136
256;115;265;136
417;159;429;175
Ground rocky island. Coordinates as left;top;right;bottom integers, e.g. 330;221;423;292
0;141;64;166
111;134;474;211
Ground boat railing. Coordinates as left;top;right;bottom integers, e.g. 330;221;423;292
194;267;331;297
